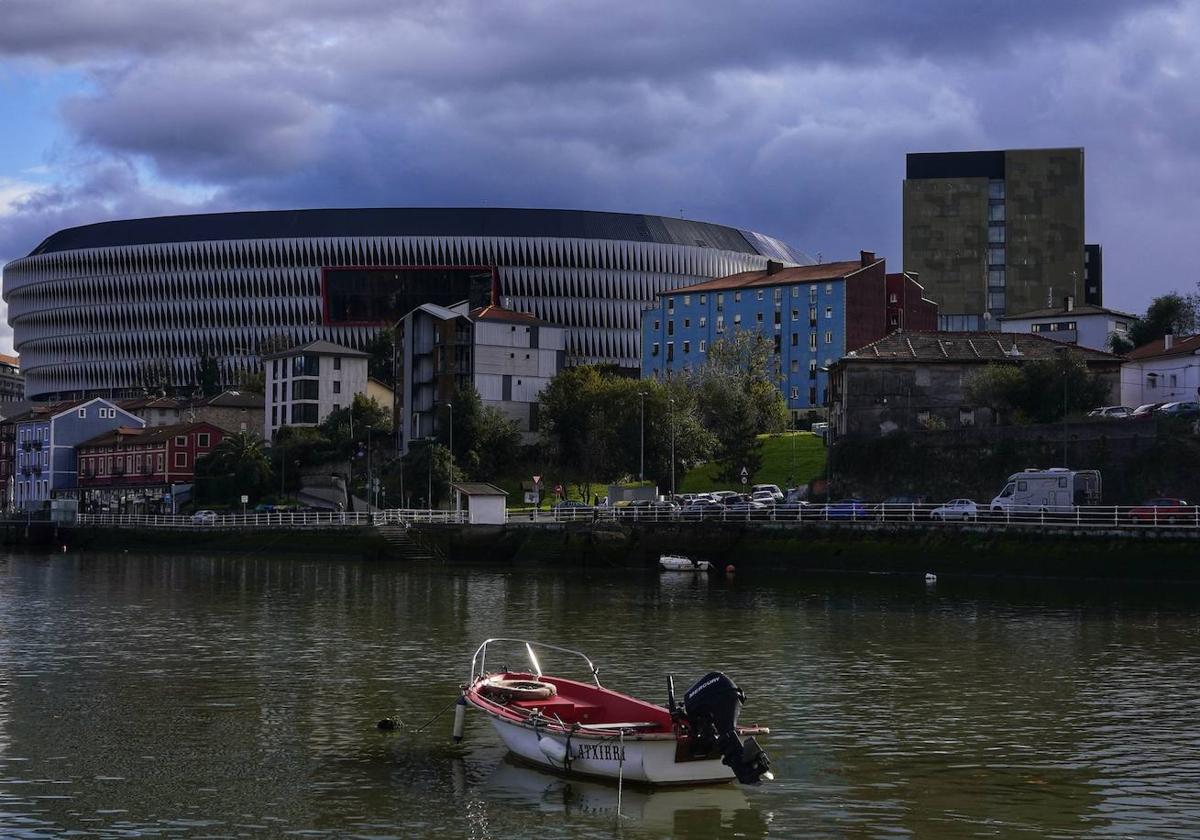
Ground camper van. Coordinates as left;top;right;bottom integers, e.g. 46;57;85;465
990;468;1101;514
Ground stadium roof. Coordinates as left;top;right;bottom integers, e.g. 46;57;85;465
27;207;812;264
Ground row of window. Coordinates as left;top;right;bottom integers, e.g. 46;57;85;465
652;330;837;359
654;306;834;334
271;355;340;379
1030;321;1078;333
665;284;835;313
271;404;321;426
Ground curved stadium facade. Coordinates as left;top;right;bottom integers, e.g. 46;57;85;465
2;208;811;401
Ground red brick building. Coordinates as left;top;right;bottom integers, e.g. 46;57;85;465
75;422;224;511
885;272;939;334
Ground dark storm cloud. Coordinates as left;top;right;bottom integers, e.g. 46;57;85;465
0;0;1196;328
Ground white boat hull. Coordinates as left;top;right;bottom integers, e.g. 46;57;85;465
659;555;711;572
487;715;736;785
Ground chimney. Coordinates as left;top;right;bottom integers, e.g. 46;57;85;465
766;259;784;276
1165;333;1174;350
1064;295;1074;312
860;250;876;267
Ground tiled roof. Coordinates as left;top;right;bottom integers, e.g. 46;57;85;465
263;340;370;360
78;421;221;450
469;305;547;326
665;259;868;295
1127;334;1200;361
206;389;264;408
842;331;1123;363
0;353;18;368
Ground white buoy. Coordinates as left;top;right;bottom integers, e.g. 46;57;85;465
925;572;937;584
538;735;568;765
452;696;467;743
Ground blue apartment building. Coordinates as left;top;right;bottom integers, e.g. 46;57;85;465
641;253;889;416
13;397;145;508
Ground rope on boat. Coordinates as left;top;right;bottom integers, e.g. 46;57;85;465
617;728;625;820
379;695;460;735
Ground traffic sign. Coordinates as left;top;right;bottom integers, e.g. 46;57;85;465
532;475;542;486
240;494;249;504
740;466;749;486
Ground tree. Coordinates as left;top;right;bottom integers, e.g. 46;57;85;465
1108;332;1134;355
196;431;273;503
1017;353;1109;423
686;330;788;482
236;367;266;395
320;393;392;453
432;382;524;480
137;360;173;396
196;348;222;397
965;364;1026;424
364;329;395;387
1128;293;1196;350
389;439;460;508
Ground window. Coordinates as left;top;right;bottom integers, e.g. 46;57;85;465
666;342;674;362
734;292;742;303
988;180;1005;200
809;306;817;324
175;452;187;468
294;380;320;400
683;340;691;354
1147;373;1158;389
987;292;1006;311
774;288;782;302
792;309;799;321
667;297;675;313
809;386;817;405
716;317;725;333
332;404;340;413
78;408;86;418
889;293;897;304
756;312;763;324
683;295;691;306
989;204;1006;222
699;340;706;353
792;286;800;298
699;316;707;328
809;360;817;379
756;290;764;301
157;454;164;471
790;386;799;400
175;436;187;447
988;225;1006;244
734;314;742;326
293;404;319;424
653;319;660;331
716;293;724;311
667;320;674;336
683;318;690;328
699;294;707;305
809;286;817;301
790;359;799;373
988;269;1006;288
198;433;210;448
988;247;1006;266
334;357;342;371
825;307;832;319
791;333;798;347
774;335;781;353
809;333;817;351
825;283;833;294
824;330;833;345
333;381;341;394
273;359;279;378
652;343;660;357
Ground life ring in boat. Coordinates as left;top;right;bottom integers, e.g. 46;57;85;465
479;676;558;702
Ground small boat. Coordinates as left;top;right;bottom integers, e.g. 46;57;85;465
659;554;711;572
458;639;772;786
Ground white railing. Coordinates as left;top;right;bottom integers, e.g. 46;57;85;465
503;503;1200;531
76;508;467;529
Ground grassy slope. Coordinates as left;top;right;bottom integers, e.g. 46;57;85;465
680;432;826;493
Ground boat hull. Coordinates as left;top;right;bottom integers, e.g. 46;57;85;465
485;714;736;785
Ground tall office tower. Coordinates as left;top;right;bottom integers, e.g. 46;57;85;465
903;148;1085;331
1084;243;1103;306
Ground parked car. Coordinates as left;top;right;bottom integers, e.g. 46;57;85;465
873;495;929;520
1129;498;1193;524
751;484;785;503
710;490;741;502
723;500;771;519
191;509;217;524
825;499;869;520
930;499;978;521
1132;402;1167;418
750;490;779;506
682;499;724;516
1156;401;1200;418
1087;405;1134;419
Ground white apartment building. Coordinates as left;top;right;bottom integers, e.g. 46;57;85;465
395;303;565;453
264;341;370;439
1120;334;1200;408
999;298;1135;353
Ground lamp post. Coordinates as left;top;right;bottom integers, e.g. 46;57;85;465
1055;346;1069;467
638;391;646;483
668;396;676;498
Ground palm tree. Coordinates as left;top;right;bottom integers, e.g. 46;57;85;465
199;431;272;501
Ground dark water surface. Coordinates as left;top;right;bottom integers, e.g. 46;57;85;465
2;552;1200;838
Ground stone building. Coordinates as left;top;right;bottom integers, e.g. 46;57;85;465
829;331;1123;437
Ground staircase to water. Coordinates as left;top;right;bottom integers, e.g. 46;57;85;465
375;524;443;561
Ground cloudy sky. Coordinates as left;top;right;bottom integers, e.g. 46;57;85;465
1;0;1197;354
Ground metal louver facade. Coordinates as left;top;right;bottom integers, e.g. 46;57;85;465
2;208;810;401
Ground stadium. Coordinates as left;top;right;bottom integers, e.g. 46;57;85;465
2;208;811;401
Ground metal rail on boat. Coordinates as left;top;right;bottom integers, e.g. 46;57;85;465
469;638;602;687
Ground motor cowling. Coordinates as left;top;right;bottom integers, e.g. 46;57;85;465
682;671;772;784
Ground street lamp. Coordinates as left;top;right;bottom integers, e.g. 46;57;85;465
638;391;646;483
668;396;676;498
1055;346;1069;467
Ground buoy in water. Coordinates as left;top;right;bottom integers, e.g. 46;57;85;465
61;545;67;552
451;695;467;743
725;564;736;574
925;572;937;584
377;717;398;731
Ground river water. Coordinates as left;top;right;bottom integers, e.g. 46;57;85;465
2;552;1200;838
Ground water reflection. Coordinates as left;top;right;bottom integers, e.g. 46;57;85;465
0;553;1199;837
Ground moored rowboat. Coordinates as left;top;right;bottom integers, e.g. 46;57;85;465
459;639;772;786
659;554;711;572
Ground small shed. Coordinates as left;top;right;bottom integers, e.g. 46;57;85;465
452;482;509;525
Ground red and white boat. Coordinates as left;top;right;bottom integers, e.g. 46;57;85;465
456;638;773;786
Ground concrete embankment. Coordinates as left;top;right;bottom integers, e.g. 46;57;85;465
51;524;391;557
424;521;1200;580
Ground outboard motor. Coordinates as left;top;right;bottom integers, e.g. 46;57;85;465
682;671;772;784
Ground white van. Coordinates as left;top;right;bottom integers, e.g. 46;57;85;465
990;468;1101;514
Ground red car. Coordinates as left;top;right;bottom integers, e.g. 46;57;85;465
1129;498;1194;525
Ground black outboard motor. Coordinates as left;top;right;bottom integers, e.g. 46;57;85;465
682;671;772;784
